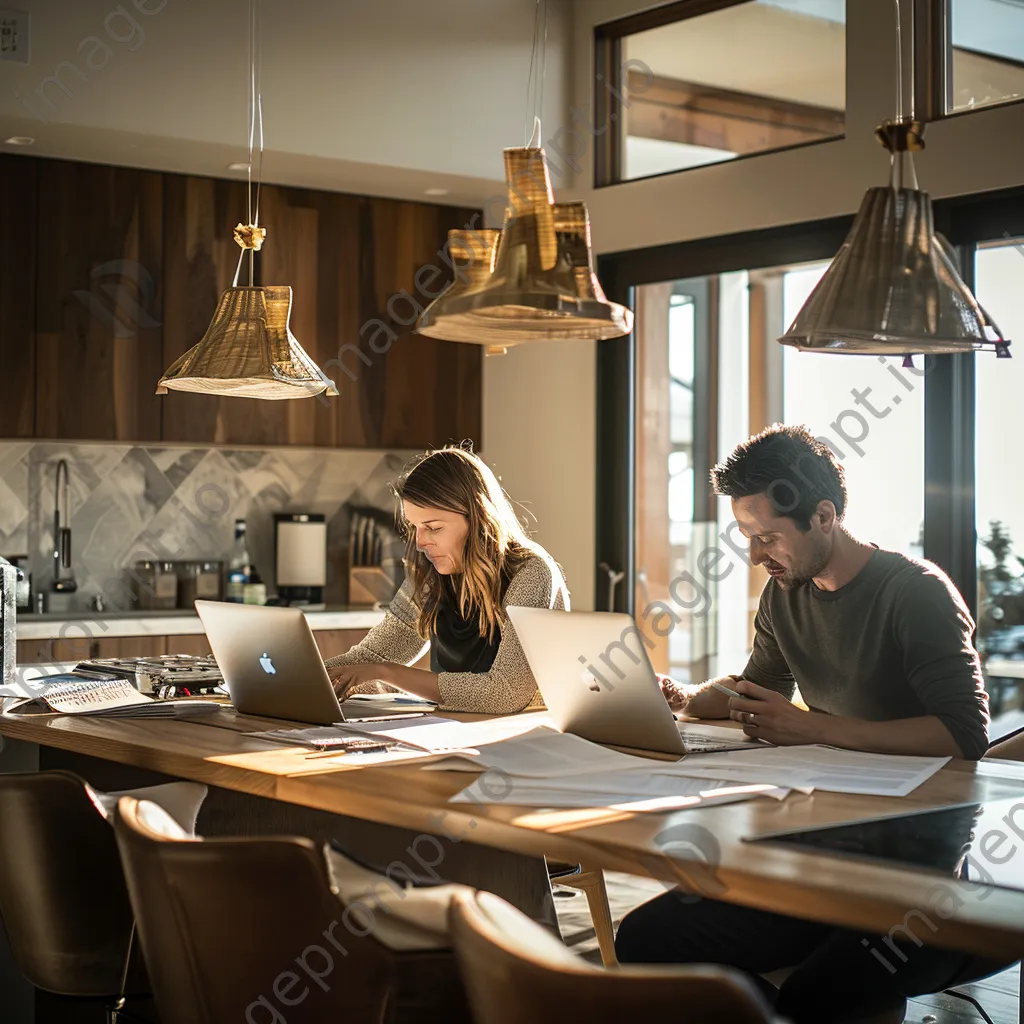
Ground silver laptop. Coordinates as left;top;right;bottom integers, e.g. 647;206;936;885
506;606;685;756
195;601;428;725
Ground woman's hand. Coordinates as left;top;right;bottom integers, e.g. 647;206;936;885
327;662;395;699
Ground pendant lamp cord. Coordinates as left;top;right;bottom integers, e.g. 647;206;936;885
524;0;548;146
890;0;920;191
893;0;904;124
234;0;265;287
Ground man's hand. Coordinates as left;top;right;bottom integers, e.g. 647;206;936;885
728;680;825;745
327;662;395;699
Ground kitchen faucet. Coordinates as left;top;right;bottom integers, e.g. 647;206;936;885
52;459;77;594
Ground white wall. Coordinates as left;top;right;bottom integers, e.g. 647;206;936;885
482;340;597;610
0;0;572;206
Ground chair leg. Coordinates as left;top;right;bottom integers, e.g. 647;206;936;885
558;866;619;968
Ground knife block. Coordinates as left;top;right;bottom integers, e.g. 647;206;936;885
348;566;397;607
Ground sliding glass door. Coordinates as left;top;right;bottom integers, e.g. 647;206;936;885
974;239;1024;737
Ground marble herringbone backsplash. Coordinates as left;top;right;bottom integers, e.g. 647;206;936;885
0;443;416;613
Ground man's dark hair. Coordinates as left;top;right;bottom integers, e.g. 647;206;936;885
711;424;847;531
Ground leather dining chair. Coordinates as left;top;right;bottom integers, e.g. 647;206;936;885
448;888;778;1024
114;795;475;1024
546;860;618;966
0;770;206;1024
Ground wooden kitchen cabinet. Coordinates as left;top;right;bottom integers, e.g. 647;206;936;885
34;160;165;442
166;634;213;657
0;155;36;437
312;629;371;662
17;635;167;665
91;636;168;659
18;629;369;666
17;637;91;666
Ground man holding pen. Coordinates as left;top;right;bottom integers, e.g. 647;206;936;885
617;423;991;1023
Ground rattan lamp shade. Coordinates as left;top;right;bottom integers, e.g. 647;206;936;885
417;229;501;343
156;286;338;399
416;148;632;344
779;186;1008;356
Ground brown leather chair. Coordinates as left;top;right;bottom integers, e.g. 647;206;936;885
114;795;474;1024
0;770;204;1023
449;888;777;1024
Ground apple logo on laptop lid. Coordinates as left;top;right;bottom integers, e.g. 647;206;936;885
259;653;277;675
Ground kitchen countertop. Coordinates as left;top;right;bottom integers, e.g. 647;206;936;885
16;606;386;640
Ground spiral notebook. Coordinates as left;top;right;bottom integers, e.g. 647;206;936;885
2;675;221;718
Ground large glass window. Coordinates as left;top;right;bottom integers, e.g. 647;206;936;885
948;0;1024;113
974;240;1024;738
781;263;926;557
634;257;929;687
613;0;846;182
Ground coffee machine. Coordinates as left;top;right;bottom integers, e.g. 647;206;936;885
273;513;327;607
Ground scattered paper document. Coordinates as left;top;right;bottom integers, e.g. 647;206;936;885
424;727;672;778
331;715;559;753
651;745;949;797
450;771;790;811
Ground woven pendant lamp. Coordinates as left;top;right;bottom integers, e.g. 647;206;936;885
156;0;339;399
156;283;338;399
417;227;501;344
415;149;633;344
779;2;1009;361
779;123;1008;358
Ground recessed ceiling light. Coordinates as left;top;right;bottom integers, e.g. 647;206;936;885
5;136;35;146
424;187;449;196
226;162;250;171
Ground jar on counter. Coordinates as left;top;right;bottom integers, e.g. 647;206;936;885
197;561;223;601
130;560;178;611
175;560;224;608
175;562;199;609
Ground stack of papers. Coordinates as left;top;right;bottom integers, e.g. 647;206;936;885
450;770;789;812
252;713;951;804
333;714;558;753
649;745;950;798
426;727;789;813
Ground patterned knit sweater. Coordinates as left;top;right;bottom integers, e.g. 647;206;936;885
325;551;569;715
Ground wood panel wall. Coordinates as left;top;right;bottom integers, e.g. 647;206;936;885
34;160;166;442
0;153;482;450
0;156;36;437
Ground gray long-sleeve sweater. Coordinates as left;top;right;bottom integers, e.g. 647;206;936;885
742;549;990;760
325;552;569;715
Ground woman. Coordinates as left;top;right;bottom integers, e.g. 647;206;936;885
326;446;569;715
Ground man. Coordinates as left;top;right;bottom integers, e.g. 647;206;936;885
616;424;991;1023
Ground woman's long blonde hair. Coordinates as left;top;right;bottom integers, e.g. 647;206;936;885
396;446;539;641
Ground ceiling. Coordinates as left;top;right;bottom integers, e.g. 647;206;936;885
0;0;570;206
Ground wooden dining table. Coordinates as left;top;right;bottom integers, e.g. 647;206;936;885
2;706;1024;962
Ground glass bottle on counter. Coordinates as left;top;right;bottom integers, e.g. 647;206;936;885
225;519;251;603
243;564;267;606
